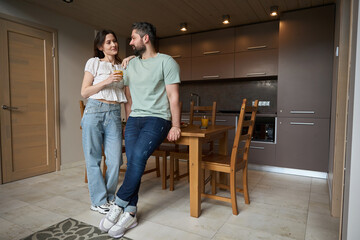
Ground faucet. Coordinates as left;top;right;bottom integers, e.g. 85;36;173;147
190;93;200;112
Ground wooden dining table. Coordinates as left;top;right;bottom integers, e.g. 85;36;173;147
174;124;234;218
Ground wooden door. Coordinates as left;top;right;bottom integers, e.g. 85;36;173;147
0;19;56;183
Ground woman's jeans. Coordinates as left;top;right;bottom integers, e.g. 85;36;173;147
115;116;171;213
81;99;123;206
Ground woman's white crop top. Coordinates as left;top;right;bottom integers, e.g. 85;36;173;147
84;57;127;103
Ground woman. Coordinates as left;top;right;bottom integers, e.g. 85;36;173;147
81;30;132;214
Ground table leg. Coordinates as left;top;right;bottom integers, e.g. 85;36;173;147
189;137;202;218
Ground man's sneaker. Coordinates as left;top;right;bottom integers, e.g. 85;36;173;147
99;204;123;232
90;202;111;214
108;212;138;238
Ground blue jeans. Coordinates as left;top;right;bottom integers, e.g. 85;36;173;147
115;116;171;213
81;99;123;206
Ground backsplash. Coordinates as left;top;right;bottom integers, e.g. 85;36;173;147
179;79;277;114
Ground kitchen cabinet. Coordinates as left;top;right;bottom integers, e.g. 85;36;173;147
275;117;330;172
175;57;191;81
235;21;279;52
159;35;192;81
191;54;234;80
159;35;191;58
235;49;278;78
277;5;335;118
248;142;276;166
191;28;234;57
234;21;278;79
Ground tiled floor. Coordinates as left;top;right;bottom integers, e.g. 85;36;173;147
0;159;339;240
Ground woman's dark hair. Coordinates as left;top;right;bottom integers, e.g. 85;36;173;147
94;30;122;64
132;22;157;46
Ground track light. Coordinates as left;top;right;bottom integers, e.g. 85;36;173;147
222;15;230;24
270;6;278;17
180;22;187;32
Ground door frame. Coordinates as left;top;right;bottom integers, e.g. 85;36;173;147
0;13;60;184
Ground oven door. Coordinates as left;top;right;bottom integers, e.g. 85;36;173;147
236;116;276;143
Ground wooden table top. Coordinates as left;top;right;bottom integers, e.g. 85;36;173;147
180;124;234;138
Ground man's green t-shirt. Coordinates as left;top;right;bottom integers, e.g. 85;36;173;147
123;53;180;121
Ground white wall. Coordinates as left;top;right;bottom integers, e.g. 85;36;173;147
0;0;126;167
342;0;360;238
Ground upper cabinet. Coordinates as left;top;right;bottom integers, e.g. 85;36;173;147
234;21;279;78
277;5;335;118
157;21;279;81
159;35;192;81
191;28;235;57
159;35;191;58
235;21;279;52
191;28;235;80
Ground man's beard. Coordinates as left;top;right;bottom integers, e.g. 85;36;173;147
133;44;146;57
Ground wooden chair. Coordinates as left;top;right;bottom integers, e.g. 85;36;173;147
169;101;217;191
201;99;258;215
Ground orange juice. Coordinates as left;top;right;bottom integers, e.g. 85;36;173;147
113;70;123;76
201;117;209;128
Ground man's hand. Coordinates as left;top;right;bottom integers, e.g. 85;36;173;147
167;126;181;142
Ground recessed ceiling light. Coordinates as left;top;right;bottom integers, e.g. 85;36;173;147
180;22;187;32
270;6;279;17
222;15;230;24
63;0;73;3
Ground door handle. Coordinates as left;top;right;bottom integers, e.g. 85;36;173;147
2;105;18;110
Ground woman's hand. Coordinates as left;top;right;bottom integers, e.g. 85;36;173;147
167;126;181;142
121;55;135;69
104;72;122;85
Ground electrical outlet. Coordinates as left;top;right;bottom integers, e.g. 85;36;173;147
255;101;271;106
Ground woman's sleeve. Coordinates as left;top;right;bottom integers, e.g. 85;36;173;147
84;58;99;77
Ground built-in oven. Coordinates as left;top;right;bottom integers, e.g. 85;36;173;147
236;115;276;143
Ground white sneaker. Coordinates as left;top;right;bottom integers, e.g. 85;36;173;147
90;202;111;214
108;212;138;238
99;204;123;232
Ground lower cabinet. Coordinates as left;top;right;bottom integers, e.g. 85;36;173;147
248;142;276;165
275;117;330;172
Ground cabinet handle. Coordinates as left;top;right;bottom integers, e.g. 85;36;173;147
250;146;265;150
171;55;181;58
216;119;227;122
203;50;220;55
247;45;267;50
246;72;266;76
203;75;220;79
290;111;315;114
290;122;315;126
2;105;18;110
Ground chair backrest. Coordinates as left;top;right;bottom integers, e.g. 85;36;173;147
79;100;85;129
231;99;258;170
189;101;217;126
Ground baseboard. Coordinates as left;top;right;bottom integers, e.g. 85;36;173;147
248;163;328;179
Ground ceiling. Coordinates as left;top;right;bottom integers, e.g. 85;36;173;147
23;0;336;38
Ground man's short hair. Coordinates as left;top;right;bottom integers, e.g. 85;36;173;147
132;22;156;46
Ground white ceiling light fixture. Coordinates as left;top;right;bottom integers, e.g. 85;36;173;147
270;6;279;17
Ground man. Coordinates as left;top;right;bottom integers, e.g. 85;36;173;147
99;22;181;238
